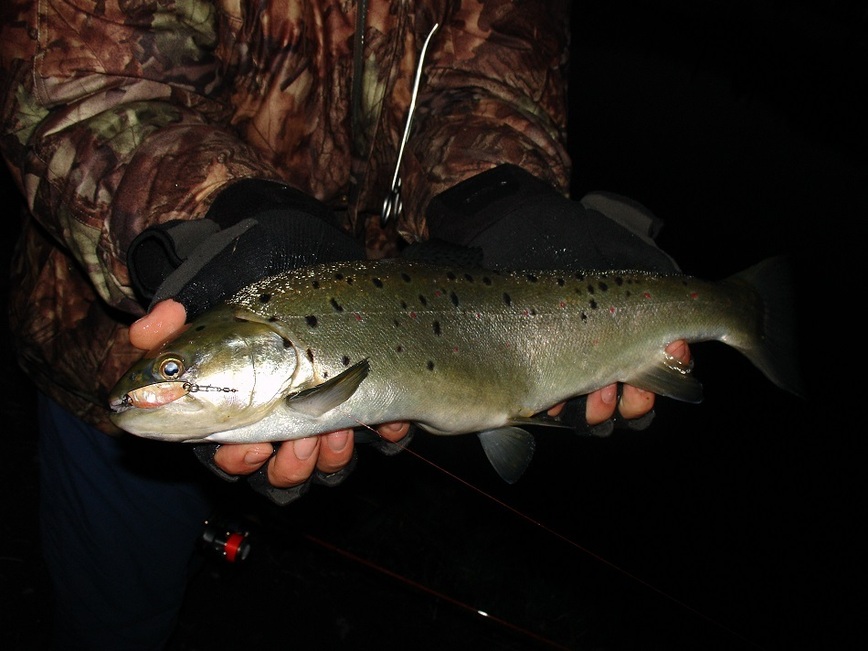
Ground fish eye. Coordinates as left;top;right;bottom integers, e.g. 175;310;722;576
157;356;185;380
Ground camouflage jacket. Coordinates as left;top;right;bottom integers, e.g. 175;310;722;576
0;0;571;433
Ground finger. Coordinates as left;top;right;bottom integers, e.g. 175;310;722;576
375;421;411;442
314;429;355;475
213;443;275;476
618;385;656;420
129;299;187;350
546;402;566;417
266;436;321;488
665;339;691;365
585;383;618;425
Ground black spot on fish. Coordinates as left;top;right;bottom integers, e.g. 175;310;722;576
335;273;344;280
259;293;272;304
400;300;408;310
587;284;595;294
346;277;354;285
268;315;279;322
401;273;412;282
306;348;315;363
581;312;588;321
574;272;586;281
426;360;435;371
312;280;320;289
557;277;565;286
526;273;538;282
464;273;474;282
341;355;350;366
194;324;207;332
396;345;404;353
306;315;318;327
446;271;457;281
393;319;401;327
599;281;609;292
372;277;383;288
330;298;344;312
432;320;441;336
589;299;598;310
503;292;512;306
615;277;624;286
483;276;492;285
450;291;459;307
530;308;537;316
418;294;428;307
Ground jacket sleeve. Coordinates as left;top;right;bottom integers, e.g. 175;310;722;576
398;0;573;240
0;0;281;309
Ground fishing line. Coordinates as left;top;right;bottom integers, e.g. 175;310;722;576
303;532;571;650
341;415;765;650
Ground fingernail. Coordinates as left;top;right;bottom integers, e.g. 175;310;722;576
601;384;618;405
243;446;273;466
326;430;350;453
293;436;318;460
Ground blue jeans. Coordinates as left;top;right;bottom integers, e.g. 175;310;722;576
37;393;218;649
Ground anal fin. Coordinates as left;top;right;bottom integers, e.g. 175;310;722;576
629;353;703;404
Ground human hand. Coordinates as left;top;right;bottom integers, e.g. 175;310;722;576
129;299;412;491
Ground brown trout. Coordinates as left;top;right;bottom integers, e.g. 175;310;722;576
109;257;801;483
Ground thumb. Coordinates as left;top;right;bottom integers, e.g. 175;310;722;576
129;299;188;351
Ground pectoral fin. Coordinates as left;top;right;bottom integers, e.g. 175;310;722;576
286;359;370;417
477;427;536;484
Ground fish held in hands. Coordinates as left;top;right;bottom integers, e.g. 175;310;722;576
109;257;802;483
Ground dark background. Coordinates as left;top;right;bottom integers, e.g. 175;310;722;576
2;1;864;649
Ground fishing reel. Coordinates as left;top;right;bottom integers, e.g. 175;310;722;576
200;515;252;563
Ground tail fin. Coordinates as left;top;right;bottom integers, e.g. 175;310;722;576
729;256;805;398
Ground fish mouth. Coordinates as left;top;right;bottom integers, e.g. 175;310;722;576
111;381;191;412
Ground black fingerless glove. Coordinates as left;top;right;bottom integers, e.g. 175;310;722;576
427;163;678;274
427;164;681;435
128;179;365;320
127;179;367;505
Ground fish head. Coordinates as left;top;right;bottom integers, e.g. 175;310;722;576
109;305;298;441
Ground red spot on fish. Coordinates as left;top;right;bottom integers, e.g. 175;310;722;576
609;306;616;314
522;309;529;316
643;292;652;299
453;346;459;352
559;301;567;308
409;312;417;319
434;290;442;297
690;291;699;299
353;313;362;322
